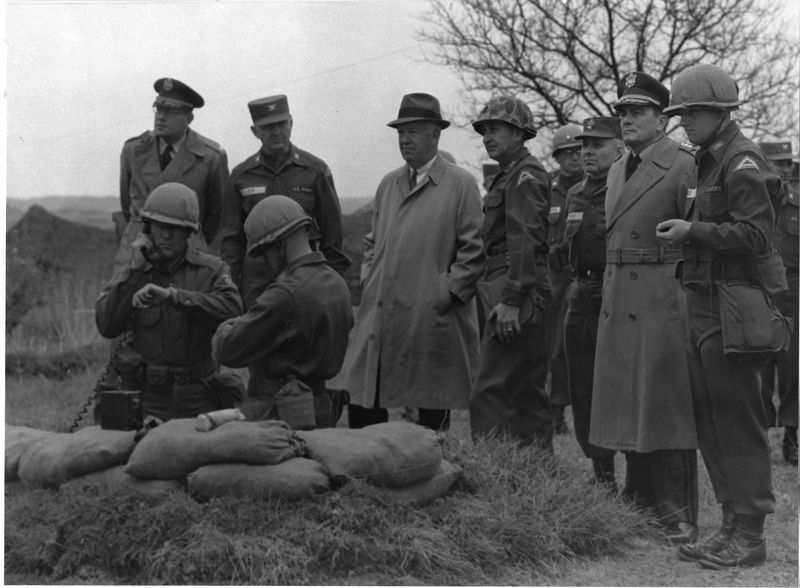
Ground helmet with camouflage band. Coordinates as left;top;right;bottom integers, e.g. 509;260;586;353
472;96;537;140
140;183;200;232
245;196;312;258
663;64;741;115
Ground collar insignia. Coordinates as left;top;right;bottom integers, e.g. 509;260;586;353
625;73;637;88
712;141;724;151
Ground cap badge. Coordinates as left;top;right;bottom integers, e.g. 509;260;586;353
625;73;637;88
163;78;173;91
268;104;277;111
585;118;596;130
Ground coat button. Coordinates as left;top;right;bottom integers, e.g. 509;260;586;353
630;270;638;279
377;300;383;308
369;334;376;341
631;229;639;238
604;310;610;318
629;313;636;321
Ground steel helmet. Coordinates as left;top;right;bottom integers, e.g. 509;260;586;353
551;125;583;155
663;64;741;115
140;183;200;231
245;195;311;257
472;96;537;140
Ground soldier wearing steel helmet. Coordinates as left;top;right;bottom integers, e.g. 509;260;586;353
547;124;586;435
657;64;788;569
468;95;554;450
213;196;352;428
96;183;244;422
757;140;799;467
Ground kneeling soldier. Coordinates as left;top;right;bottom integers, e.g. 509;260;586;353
96;183;244;422
213;196;352;428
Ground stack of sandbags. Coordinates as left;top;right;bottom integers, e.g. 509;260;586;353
15;426;137;489
6;426;57;482
297;421;463;505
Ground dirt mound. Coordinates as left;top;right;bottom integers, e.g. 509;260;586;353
7;205;117;279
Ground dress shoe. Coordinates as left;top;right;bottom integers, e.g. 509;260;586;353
678;504;737;562
552;405;569;435
665;522;699;545
592;456;618;495
699;514;766;569
783;427;798;466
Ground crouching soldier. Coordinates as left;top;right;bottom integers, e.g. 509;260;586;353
95;183;245;422
212;196;353;428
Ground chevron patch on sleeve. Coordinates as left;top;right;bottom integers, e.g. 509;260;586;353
733;156;759;172
517;171;535;186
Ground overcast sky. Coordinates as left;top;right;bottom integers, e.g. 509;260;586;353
6;0;800;201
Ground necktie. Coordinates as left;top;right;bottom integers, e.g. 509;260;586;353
409;168;418;191
625;154;641;181
160;144;174;171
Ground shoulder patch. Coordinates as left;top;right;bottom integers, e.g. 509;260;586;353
517;170;535;187
733;155;759;172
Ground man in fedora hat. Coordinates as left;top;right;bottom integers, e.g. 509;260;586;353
218;94;349;309
345;93;484;432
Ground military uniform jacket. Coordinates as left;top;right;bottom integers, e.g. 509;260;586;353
96;248;242;368
562;174;608;275
213;252;352;397
682;121;782;291
548;172;584;271
774;183;799;270
218;144;350;307
589;136;697;452
483;146;552;305
345;155;484;410
120;128;228;245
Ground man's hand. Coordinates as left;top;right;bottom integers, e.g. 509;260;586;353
133;284;172;308
130;233;154;269
489;302;521;342
656;219;692;247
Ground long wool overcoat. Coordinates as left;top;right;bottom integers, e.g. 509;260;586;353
589;137;697;452
345;154;485;410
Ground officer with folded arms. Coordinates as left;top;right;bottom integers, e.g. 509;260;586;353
96;183;244;422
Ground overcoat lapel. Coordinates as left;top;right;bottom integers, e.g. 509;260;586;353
607;139;672;229
163;130;202;181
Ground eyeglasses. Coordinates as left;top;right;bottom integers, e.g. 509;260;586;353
152;105;190;116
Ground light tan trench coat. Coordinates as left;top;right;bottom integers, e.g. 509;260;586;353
345;155;485;409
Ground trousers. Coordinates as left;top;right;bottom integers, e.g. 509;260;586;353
686;289;775;515
623;449;698;525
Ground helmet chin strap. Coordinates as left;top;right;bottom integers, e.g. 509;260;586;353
700;110;730;148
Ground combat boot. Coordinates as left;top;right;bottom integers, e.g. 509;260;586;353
678;504;737;562
698;514;767;569
592;456;618;495
783;427;798;466
552;405;569;435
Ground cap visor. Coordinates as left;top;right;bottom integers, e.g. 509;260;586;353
252;113;292;127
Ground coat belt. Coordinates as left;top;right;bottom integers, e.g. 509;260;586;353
606;247;682;265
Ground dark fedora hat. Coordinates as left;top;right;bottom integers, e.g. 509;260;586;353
387;93;450;129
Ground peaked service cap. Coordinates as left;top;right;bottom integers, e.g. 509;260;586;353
154;78;204;109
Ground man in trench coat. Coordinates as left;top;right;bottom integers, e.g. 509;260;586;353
344;93;485;432
588;72;699;544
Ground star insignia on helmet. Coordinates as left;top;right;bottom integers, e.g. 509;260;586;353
625;73;637;88
163;78;173;91
585;118;596;130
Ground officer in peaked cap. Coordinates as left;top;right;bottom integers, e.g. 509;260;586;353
758;140;799;467
219;94;349;311
590;70;700;546
557;116;624;492
546;124;586;436
96;78;231;421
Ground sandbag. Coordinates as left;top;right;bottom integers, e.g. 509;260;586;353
188;458;331;502
5;426;58;482
297;422;442;488
18;426;137;489
125;419;304;479
376;459;462;505
62;465;184;504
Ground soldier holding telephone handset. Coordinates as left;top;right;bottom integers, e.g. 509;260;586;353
96;183;244;422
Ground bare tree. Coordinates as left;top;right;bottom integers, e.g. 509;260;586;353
421;0;799;139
